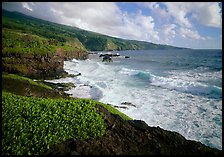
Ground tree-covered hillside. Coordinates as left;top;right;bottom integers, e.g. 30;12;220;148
2;10;184;51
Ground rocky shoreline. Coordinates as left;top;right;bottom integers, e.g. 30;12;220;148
2;51;222;155
44;103;221;155
42;61;221;155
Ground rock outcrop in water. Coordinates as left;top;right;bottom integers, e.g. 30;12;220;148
102;55;113;62
45;104;221;155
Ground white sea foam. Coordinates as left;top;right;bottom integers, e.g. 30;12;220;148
119;67;139;75
150;75;222;98
49;57;222;150
118;67;222;98
168;69;222;83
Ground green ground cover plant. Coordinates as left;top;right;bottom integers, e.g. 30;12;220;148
2;92;106;155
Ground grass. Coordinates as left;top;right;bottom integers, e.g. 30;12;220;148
2;92;106;155
97;102;132;120
2;73;52;90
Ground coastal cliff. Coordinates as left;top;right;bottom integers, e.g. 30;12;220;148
2;9;222;155
2;49;88;79
2;27;88;79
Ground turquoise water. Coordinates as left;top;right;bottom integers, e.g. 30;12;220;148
47;49;222;150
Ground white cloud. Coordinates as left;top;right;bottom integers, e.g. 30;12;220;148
163;2;222;28
141;2;220;43
163;24;176;38
17;2;160;43
190;2;222;28
50;2;122;30
22;2;33;11
137;2;171;24
163;2;193;28
179;27;205;40
159;24;177;44
137;2;213;43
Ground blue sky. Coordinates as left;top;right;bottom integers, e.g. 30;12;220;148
2;2;222;49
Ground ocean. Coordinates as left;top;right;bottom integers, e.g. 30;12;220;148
46;49;222;150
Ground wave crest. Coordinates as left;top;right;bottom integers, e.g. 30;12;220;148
119;67;222;98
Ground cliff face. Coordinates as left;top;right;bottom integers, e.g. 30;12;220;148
2;49;88;79
64;50;88;61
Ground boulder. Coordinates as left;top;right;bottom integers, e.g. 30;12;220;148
102;55;113;62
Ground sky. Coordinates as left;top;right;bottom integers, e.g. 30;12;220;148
2;2;222;49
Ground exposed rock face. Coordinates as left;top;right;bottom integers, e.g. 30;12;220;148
2;49;88;79
64;50;88;61
45;104;221;155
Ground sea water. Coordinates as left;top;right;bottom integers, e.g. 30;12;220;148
46;49;222;150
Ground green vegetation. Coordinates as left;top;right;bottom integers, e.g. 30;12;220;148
2;28;84;56
2;10;183;52
2;73;52;90
98;102;132;120
2;92;106;155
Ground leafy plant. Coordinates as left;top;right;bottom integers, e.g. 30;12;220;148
2;92;106;155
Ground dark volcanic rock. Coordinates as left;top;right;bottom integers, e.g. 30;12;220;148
99;53;120;57
112;105;128;109
121;102;136;107
45;104;221;155
102;55;113;62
